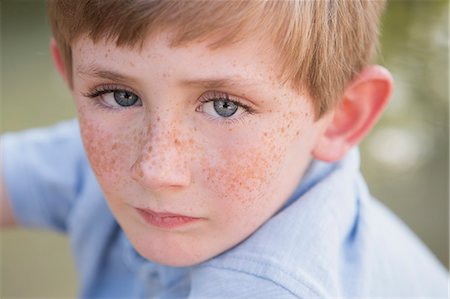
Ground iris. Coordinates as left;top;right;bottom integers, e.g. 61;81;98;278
213;100;238;117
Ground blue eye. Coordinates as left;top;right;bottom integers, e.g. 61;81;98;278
112;90;140;107
199;98;246;119
85;86;142;108
213;100;238;117
197;91;254;121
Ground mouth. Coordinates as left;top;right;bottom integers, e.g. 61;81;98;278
135;208;203;229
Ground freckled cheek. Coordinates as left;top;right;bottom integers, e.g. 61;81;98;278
79;121;140;189
201;131;288;209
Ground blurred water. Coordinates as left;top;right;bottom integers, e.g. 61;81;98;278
1;0;448;297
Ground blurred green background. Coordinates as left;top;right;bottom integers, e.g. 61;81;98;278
1;0;448;297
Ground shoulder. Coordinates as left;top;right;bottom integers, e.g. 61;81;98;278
189;150;448;298
189;262;314;298
190;202;343;298
185;154;359;298
189;190;348;298
2;119;86;177
356;196;449;296
1;119;97;231
2;119;82;149
191;254;327;298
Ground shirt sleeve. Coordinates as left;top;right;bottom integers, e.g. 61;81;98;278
1;119;87;232
188;266;298;299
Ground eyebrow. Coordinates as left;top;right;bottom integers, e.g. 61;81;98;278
76;65;258;90
180;78;255;91
76;65;140;85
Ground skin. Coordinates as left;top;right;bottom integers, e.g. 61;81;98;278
67;32;331;266
49;30;393;267
0;27;392;268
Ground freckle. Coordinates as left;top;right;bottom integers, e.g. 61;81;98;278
137;167;144;178
157;116;160;122
296;130;300;136
112;143;118;150
263;132;268;137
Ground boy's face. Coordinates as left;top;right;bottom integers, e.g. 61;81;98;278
70;32;330;266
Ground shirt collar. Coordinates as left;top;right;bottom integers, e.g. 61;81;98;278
281;148;360;210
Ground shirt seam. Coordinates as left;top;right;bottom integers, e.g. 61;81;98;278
198;264;301;298
200;255;327;298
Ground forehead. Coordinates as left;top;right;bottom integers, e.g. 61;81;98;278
72;32;285;90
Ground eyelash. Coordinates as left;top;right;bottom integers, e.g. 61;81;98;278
82;84;256;123
82;84;141;110
198;91;256;124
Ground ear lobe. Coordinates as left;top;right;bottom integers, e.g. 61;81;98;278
50;38;68;83
313;65;393;162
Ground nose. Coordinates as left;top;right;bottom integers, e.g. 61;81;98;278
130;126;192;190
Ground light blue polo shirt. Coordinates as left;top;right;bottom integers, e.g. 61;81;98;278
2;120;448;298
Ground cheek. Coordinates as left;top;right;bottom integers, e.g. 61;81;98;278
199;109;314;214
200;125;289;210
78;116;140;192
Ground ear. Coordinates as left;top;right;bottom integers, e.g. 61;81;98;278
312;65;393;162
50;37;69;84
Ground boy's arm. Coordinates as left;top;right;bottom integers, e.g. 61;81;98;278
0;167;16;227
0;120;84;232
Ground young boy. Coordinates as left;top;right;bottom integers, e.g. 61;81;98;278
1;0;447;298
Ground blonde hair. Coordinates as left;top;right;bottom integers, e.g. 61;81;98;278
48;0;386;117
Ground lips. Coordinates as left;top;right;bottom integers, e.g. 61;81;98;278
136;208;202;229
